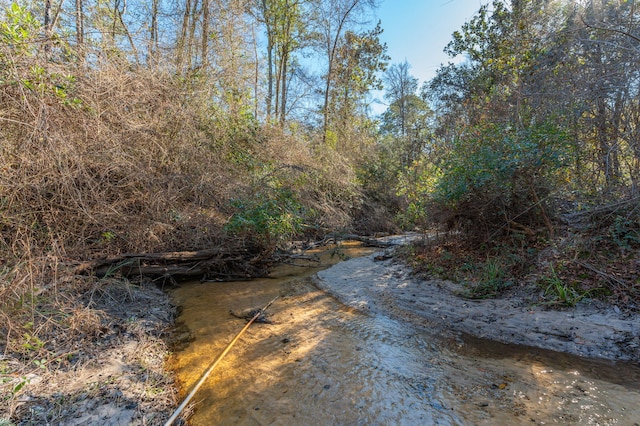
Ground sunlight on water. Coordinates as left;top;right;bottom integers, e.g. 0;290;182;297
168;244;640;425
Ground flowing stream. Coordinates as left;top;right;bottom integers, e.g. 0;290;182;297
168;243;640;425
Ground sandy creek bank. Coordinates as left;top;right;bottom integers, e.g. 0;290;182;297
316;244;640;364
5;237;639;425
2;279;178;425
169;238;640;425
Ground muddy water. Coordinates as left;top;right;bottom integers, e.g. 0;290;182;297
169;244;640;425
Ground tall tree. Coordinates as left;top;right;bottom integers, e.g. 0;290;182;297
312;0;377;143
176;0;194;70
256;0;276;119
207;0;256;116
148;0;159;62
201;0;210;67
75;0;84;51
43;0;52;53
381;61;431;167
255;0;306;124
383;61;418;137
574;0;640;191
330;20;388;152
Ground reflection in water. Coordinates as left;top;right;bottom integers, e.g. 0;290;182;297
168;244;640;425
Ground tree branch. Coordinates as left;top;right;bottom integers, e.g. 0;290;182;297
581;16;640;44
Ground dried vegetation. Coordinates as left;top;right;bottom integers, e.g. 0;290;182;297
0;46;364;422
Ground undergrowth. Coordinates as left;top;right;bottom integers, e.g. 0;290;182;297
538;264;590;307
404;201;639;311
403;235;537;299
0;16;367;419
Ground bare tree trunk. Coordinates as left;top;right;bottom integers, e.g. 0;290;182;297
44;0;52;54
188;0;200;68
266;31;274;119
149;0;159;64
176;0;192;71
596;95;615;191
280;47;288;125
274;46;281;119
44;0;64;55
201;0;210;67
75;0;84;58
261;0;274;119
252;22;260;120
112;0;119;43
610;92;625;184
116;0;139;63
279;6;294;126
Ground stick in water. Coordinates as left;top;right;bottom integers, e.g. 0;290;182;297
164;296;278;426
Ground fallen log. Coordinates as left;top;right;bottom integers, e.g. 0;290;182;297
300;233;395;249
332;233;396;248
72;233;394;281
73;248;230;275
73;247;268;281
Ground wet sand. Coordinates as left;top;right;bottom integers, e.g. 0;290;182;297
316;249;640;363
168;241;640;425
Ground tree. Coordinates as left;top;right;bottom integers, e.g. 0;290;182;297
201;0;209;67
311;0;377;143
75;0;84;52
329;20;388;151
379;61;432;171
175;0;196;70
148;0;159;62
254;0;307;124
383;61;418;137
572;0;640;192
408;0;574;235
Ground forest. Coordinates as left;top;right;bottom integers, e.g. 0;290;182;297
1;0;639;421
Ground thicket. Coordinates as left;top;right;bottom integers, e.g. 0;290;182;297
387;0;640;308
400;120;570;239
0;3;374;408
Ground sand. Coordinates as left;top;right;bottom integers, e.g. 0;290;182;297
316;247;640;363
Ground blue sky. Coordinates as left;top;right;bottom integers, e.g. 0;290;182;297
372;0;489;108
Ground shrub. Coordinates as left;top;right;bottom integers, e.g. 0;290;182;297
400;120;570;240
225;188;304;248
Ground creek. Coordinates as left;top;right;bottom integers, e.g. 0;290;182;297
168;242;640;425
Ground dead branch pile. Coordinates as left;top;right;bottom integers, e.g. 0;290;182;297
73;245;269;282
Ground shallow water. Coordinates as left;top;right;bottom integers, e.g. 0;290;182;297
168;244;640;425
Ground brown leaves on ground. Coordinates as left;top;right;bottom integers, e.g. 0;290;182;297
403;227;639;312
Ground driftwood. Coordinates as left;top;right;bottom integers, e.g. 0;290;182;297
299;233;395;250
73;247;268;281
73;234;394;282
74;248;224;273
